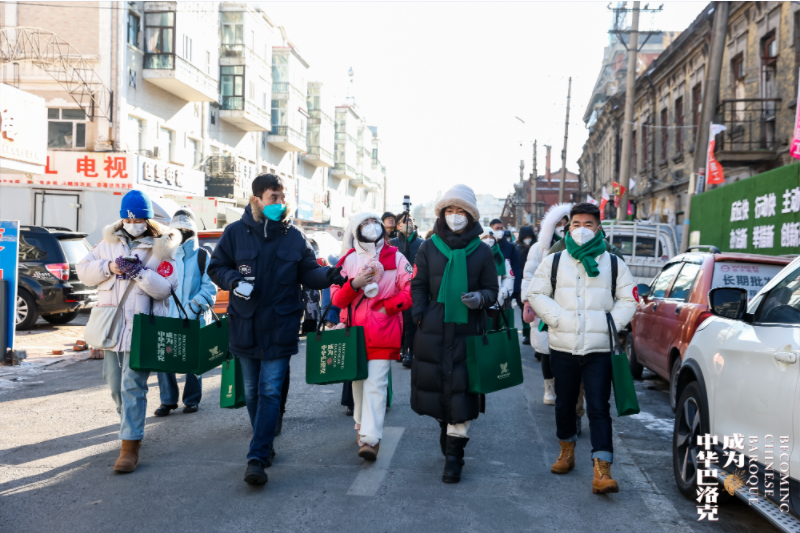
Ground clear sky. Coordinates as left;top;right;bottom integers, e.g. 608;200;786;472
262;1;709;206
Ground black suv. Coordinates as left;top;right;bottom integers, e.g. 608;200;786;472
17;226;98;329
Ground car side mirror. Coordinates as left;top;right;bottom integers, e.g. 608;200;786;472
708;287;748;320
636;283;651;298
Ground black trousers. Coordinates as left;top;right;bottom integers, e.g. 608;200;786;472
540;352;554;380
341;381;354;409
280;364;290;413
402;309;417;354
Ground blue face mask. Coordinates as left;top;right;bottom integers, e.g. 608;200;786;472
262;203;287;221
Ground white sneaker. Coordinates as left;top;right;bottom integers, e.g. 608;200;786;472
543;379;556;405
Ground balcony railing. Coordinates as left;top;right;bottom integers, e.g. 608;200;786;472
206;154;235;176
221;96;244;110
332;163;356;176
714;98;782;153
306;146;333;160
272;81;289;94
221;43;245;58
270;125;306;144
144;53;174;69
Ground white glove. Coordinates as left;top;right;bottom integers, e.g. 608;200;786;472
233;281;254;300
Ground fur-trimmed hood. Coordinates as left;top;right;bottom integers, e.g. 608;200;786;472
249;195;294;224
102;221;181;262
341;210;385;258
538;203;573;256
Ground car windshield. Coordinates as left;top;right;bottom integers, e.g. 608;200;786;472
59;238;91;264
198;236;220;255
711;261;787;300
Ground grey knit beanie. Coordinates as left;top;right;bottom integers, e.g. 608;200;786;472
434;184;479;220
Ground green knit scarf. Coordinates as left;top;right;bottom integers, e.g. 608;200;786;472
431;234;482;324
490;243;506;276
564;228;606;277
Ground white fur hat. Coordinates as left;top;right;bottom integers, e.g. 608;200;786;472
341;210;384;257
434;184;479;220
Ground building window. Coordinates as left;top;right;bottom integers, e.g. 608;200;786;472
271;99;287;132
47;108;86;148
144;12;175;69
127;12;140;48
675;97;683;152
128;115;144;153
692;84;702;134
220;66;244;110
181;34;192;62
660;108;668;161
188;138;200;167
160;127;174;161
220;12;244;57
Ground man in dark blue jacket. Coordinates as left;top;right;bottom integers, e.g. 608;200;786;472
209;174;346;486
489;219;521;303
389;212;423;367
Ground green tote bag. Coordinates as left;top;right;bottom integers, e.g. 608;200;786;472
305;301;368;385
130;291;228;375
466;309;524;394
487;307;515;332
607;313;640;417
220;353;246;409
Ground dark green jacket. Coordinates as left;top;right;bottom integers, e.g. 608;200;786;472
547;238;625;260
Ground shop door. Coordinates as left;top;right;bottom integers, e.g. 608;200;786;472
34;191;80;231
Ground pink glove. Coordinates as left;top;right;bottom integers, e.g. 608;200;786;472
523;301;537;324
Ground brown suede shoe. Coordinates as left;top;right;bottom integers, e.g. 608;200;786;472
358;442;380;461
592;458;619;494
551;441;576;474
114;440;141;473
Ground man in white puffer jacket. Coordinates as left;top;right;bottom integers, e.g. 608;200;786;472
527;202;636;495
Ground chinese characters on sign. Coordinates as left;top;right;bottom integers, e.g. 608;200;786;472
712;262;784;299
319;342;347;375
727;186;800;253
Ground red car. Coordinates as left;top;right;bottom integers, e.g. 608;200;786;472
626;248;792;411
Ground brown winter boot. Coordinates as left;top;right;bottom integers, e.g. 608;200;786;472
113;440;141;473
592;458;619;494
551;441;576;474
358;442;380;461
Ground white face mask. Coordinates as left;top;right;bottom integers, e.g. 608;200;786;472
554;226;565;238
123;222;147;237
523;238;532;246
493;229;504;240
360;222;382;242
482;238;495;247
445;213;468;232
571;227;597;246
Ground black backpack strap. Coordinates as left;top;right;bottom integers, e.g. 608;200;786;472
550;252;561;295
610;254;618;300
197;247;209;274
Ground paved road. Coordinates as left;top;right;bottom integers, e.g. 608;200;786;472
0;313;776;532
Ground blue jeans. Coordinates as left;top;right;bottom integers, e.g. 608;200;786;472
549;350;614;463
156;373;202;406
102;351;150;441
239;356;290;464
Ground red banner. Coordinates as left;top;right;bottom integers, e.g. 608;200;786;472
706;123;727;185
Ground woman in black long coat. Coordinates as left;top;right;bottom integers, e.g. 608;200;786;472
410;184;499;483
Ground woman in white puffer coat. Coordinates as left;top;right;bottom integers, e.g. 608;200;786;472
521;203;571;404
77;190;180;475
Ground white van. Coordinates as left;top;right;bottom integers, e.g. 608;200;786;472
602;221;681;285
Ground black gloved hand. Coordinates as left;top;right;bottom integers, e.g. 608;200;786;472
326;265;348;286
461;292;483;310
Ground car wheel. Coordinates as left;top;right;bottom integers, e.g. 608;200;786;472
673;382;732;503
625;331;644;380
669;357;682;413
16;290;39;330
42;309;81;325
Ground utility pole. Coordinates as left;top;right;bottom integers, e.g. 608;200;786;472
679;1;730;252
558;77;572;204
531;140;538;225
610;2;663;221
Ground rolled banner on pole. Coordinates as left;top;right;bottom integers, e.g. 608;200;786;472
706;122;727;186
791;67;800;160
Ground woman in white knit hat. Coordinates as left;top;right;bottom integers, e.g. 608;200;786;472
330;210;412;461
409;184;499;483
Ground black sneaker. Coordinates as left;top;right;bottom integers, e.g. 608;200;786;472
345;407;354;416
183;405;198;414
402;352;412;368
263;447;277;468
244;460;268;485
522;337;531;346
154;404;178;417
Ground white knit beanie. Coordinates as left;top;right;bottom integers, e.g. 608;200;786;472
169;207;197;234
434;184;479;220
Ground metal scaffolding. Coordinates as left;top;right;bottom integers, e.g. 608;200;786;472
0;27;113;121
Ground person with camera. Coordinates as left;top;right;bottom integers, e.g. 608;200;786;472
390;210;423;368
77;190;181;474
410;184;499;484
208;174;347;486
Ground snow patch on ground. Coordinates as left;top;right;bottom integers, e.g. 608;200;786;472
629;411;674;438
